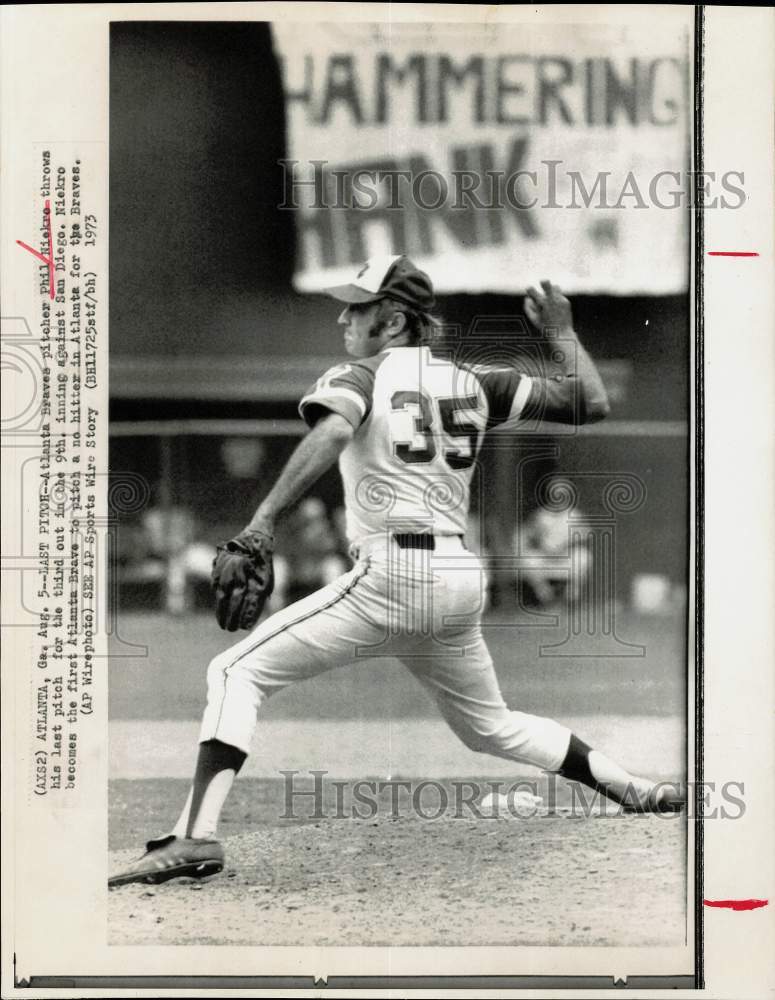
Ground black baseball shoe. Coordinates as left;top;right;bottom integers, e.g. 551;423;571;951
108;834;225;887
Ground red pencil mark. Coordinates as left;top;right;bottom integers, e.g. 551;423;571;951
704;898;769;911
16;199;55;299
707;251;759;257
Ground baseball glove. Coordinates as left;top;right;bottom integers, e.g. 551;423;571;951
211;529;275;632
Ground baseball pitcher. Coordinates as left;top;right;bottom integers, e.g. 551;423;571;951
110;254;683;886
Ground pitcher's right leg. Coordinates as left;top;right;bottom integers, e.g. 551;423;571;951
109;560;385;887
199;558;378;751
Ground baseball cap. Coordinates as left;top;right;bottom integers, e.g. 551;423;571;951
324;254;435;310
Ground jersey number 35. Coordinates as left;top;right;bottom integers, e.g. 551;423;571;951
390;390;483;471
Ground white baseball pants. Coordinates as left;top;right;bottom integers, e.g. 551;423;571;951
199;536;571;772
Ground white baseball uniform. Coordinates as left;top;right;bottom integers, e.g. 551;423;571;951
199;345;572;772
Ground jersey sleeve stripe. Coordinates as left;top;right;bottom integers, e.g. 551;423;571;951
465;363;530;428
299;389;366;430
509;374;533;421
491;374;533;431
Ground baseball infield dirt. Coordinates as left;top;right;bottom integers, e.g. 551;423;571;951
109;778;686;947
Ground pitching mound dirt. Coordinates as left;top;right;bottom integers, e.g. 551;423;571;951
109;812;685;946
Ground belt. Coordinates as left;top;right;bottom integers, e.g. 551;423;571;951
351;534;467;560
393;533;464;551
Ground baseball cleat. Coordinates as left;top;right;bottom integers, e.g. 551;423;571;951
108;834;225;888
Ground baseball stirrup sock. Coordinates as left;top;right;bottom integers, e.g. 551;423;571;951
558;734;647;806
175;739;247;840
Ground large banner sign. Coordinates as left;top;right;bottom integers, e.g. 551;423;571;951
272;21;692;295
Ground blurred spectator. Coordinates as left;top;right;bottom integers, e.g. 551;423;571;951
516;504;591;608
269;498;348;611
220;437;266;480
119;505;215;614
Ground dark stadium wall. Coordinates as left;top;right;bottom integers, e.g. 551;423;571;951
110;21;293;356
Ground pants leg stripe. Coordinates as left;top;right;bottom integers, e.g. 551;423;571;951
210;559;372;743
